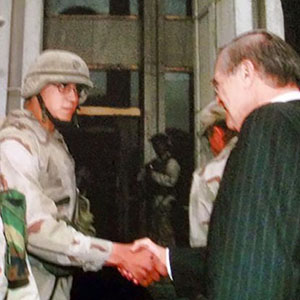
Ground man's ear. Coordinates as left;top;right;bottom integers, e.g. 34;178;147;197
239;59;255;87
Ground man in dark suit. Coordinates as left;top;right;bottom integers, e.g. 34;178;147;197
129;29;300;299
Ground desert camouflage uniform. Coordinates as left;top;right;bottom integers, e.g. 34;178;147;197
189;137;237;247
0;110;112;300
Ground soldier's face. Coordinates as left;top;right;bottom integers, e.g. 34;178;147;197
208;125;226;156
40;83;79;121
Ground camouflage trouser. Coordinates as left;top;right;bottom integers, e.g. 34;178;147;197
151;195;176;247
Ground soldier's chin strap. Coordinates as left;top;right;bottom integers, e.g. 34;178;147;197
36;93;79;130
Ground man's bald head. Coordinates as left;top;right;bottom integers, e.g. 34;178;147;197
217;30;300;88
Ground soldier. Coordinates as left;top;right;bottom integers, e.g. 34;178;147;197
0;50;161;299
147;133;180;247
189;101;237;248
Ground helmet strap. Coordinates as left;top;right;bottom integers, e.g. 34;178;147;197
72;110;79;128
36;94;48;123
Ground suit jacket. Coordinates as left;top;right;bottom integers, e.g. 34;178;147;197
170;101;300;299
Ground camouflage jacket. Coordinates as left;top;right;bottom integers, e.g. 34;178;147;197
0;110;112;299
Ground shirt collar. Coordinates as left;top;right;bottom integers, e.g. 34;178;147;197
270;91;300;103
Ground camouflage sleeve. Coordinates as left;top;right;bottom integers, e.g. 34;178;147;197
0;140;112;271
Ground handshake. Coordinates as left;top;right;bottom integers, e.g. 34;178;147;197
109;238;168;287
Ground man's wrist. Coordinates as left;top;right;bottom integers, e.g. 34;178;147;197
105;243;126;267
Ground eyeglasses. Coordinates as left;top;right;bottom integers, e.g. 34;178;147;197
52;83;87;96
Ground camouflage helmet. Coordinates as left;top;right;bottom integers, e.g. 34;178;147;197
199;100;226;136
21;49;93;104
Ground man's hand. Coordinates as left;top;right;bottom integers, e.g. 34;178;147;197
132;238;168;278
106;243;160;287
